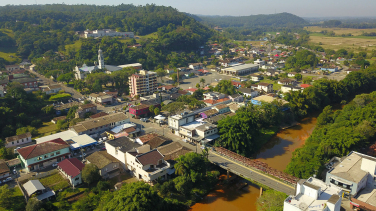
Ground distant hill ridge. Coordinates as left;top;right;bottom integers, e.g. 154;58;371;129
195;12;308;28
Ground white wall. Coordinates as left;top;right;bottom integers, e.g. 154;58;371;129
105;142;126;165
283;201;302;211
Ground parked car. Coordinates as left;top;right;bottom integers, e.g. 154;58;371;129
52;162;59;167
140;118;148;122
2;177;12;183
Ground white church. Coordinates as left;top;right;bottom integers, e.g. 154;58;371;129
74;49;142;80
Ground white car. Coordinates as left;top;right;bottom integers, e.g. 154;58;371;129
3;177;12;183
52;162;59;167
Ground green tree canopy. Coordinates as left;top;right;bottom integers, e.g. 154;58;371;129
82;163;101;185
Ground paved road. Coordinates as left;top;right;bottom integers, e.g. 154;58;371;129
28;68;83;99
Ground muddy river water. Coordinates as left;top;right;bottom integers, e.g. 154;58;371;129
190;115;318;211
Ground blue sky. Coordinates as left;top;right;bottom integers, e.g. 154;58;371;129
2;0;376;17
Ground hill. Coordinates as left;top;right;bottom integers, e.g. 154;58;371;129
197;12;308;28
0;4;214;69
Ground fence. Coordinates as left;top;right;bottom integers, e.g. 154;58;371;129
29;169;58;180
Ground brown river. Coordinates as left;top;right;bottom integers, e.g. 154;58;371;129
190;115;318;211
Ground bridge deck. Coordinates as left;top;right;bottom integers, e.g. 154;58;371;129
209;151;295;195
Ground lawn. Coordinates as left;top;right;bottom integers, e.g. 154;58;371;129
108;173;137;187
39;172;70;191
37;122;57;137
305;26;376;36
65;40;82;52
258;79;282;91
0;46;20;63
49;93;72;101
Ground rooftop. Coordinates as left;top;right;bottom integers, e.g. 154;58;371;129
223;63;258;72
181;121;206;131
146;136;170;149
253;95;288;105
329;152;368;183
86;151;119;169
196;123;217;132
136;149;164;166
90;112;108;119
106;137;141;153
67;134;97;150
35;130;78;144
0;160;9;175
215;104;229;110
137;133;159;144
355;187;376;207
23;180;45;196
54;101;82;111
5;132;31;143
18;138;69;160
58;158;85;178
202;109;218;117
72;112;129;133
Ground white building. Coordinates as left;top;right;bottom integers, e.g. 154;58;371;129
222;63;259;76
254;59;265;66
283;177;342;211
203;92;226;100
281;85;302;93
168;110;195;135
84;29;134;38
5;132;32;148
257;83;273;93
125;149;170;183
105;137;143;169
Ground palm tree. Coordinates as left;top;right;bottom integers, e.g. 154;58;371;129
174;157;187;176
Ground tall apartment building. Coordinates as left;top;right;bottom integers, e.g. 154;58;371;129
129;70;157;97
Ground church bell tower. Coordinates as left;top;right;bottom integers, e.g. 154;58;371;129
98;48;105;69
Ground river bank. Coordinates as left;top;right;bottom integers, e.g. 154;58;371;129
190;113;319;210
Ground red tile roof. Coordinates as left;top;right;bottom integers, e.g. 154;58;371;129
18;138;69;160
178;90;188;95
300;84;312;88
203;87;210;90
215;97;230;103
138;133;159;144
158;85;176;90
58;158;85;178
203;99;215;105
185;88;198;93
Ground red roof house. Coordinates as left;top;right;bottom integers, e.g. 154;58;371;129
300;84;312;89
58;158;85;186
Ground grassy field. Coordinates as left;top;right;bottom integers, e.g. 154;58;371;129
37;122;57;137
39;172;70;191
0;29;20;63
258;79;282;90
65;40;82;52
305;26;376;52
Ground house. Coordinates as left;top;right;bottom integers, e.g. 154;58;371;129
75;103;97;119
140;93;170;102
254;59;265;66
346;68;360;74
251;75;262;82
257;83;273;93
184;88;198;95
17;138;70;172
90;112;108;119
265;70;279;77
51;116;67;124
23;180;55;201
215;104;230;114
288;72;297;77
229;93;243;102
5;132;32;148
158;85;178;93
106;123;140;139
195;123;219;143
105;137;142;169
283;177;342;211
88;92;113;104
203;92;225;100
0;160;10;179
103;90;118;97
42;84;62;95
179;121;218;143
278;79;296;85
168;110;196;135
57;158;85;187
0;75;38;90
54;101;82;115
188;63;203;70
135;133;169;149
231;81;242;88
126;149;170;183
177;90;189;96
238;88;259;98
70;112;130;136
321;66;338;72
86;151;122;179
300;84;312;89
205;112;236;124
228;103;240;113
129;104;151;118
5;65;20;72
200;109;218;119
157;142;192;164
281;85;302;93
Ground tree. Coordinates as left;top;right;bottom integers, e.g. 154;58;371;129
173;176;192;197
67;105;78;120
16;126;38;136
154;107;160;115
0;185;12;209
26;198;43;211
256;189;287;211
195;83;200;88
200;78;206;87
155;68;167;82
103;182;163;211
57;72;74;84
82;163;100;185
41;105;55;115
92;80;103;92
294;73;303;81
149;105;155;115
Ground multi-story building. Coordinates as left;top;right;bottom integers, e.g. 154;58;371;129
105;137;142;169
17;138;70;172
326;151;376;210
203;92;226;100
5;132;32;148
75;103;97;119
283;177;342;211
258;83;273;93
168;110;195;135
70;112;130;136
0;75;38;90
57;158;85;187
88;92;113;104
129;70;157;97
126;149;170;184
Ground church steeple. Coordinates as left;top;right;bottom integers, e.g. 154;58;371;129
98;48;104;69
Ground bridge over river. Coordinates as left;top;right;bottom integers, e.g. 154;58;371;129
208;147;297;195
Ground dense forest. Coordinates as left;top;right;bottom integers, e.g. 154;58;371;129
0;4;215;71
321;19;376;29
197;13;307;28
285;67;376;178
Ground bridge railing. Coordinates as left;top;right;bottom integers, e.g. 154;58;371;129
212;147;298;186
